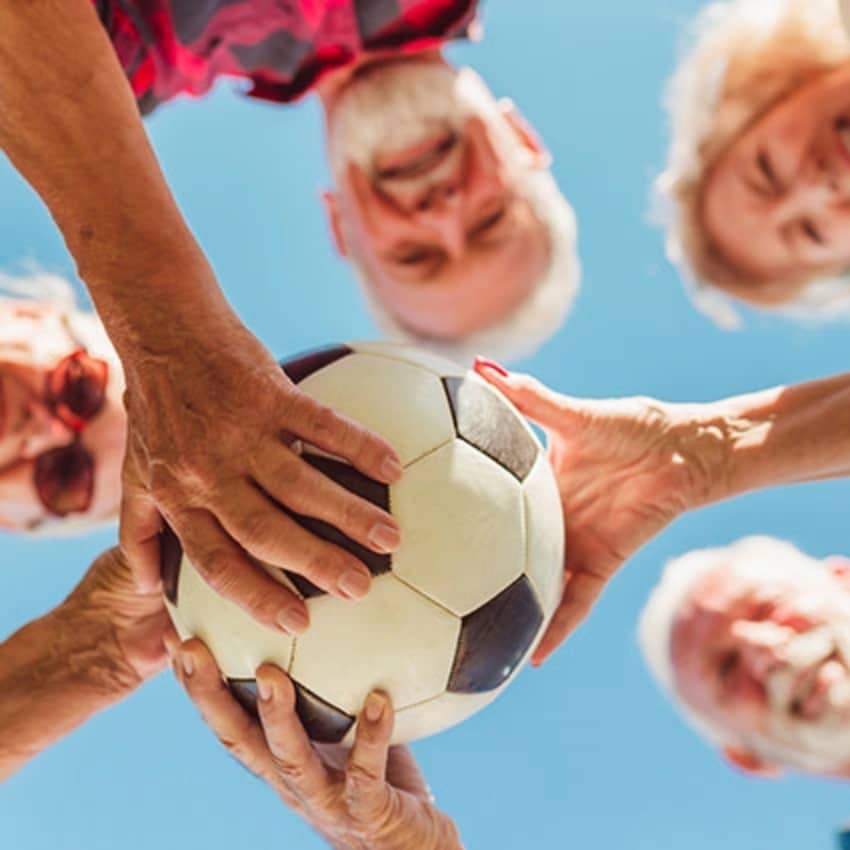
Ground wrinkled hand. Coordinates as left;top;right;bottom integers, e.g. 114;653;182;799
475;360;705;664
64;546;172;686
119;309;402;635
169;638;464;850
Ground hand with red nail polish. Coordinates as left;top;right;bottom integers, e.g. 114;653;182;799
174;641;465;850
474;360;696;664
475;363;850;664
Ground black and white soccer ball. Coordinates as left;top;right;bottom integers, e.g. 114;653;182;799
162;342;564;745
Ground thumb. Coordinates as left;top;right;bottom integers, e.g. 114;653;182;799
473;358;568;430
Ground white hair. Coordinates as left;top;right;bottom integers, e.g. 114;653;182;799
353;166;579;365
655;0;850;329
334;67;580;365
637;536;823;750
0;270;122;536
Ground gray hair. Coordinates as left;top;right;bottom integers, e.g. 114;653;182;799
655;0;850;328
353;165;580;365
337;67;580;365
637;536;822;751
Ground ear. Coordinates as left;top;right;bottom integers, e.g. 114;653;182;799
722;746;783;778
825;556;850;588
320;190;348;258
498;99;551;168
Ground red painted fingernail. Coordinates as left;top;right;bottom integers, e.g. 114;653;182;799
473;357;509;377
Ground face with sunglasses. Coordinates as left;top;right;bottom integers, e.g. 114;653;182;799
0;306;125;531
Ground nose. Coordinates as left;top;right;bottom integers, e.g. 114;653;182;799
413;181;466;259
730;620;793;680
19;399;74;459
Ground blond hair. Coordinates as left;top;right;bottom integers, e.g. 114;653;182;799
656;0;850;327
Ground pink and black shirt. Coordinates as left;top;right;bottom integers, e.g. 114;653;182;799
93;0;478;115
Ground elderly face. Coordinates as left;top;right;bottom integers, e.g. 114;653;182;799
0;305;125;530
670;553;850;777
323;61;551;339
701;61;850;301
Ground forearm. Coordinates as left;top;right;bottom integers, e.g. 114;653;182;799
0;0;225;352
677;372;850;507
0;603;137;781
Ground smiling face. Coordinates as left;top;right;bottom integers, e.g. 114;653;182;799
323;61;552;340
670;552;850;777
0;303;125;531
701;61;850;301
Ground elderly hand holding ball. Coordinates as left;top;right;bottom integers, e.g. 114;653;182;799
472;359;850;663
168;638;464;850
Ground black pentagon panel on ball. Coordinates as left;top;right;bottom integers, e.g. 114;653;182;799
293;681;355;743
442;377;538;482
279;344;352;384
160;524;184;606
228;679;260;717
447;575;543;694
283;454;391;598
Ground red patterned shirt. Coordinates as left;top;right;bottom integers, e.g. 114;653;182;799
94;0;478;115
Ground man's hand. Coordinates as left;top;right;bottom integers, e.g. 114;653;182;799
120;308;403;636
168;638;464;850
474;360;710;664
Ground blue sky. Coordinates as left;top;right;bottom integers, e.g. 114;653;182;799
1;1;849;847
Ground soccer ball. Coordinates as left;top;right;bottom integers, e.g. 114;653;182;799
162;342;564;744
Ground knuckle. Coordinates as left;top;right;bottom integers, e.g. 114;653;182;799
270;753;308;786
308;404;337;439
201;552;238;593
275;455;303;489
240;510;275;546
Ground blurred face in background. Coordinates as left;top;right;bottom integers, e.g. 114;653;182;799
322;60;552;340
0;303;125;530
701;62;850;302
670;553;850;778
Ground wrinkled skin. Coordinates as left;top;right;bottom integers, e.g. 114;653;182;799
169;640;464;850
474;360;705;664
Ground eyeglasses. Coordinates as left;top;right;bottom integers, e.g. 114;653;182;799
32;349;109;516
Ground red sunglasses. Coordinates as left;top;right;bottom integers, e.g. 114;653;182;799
32;349;109;517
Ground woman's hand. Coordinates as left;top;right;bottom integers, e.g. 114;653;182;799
475;360;713;664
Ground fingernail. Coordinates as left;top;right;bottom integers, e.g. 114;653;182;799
181;651;194;677
365;692;385;723
381;455;403;483
257;677;272;702
277;605;309;635
368;521;401;553
473;356;508;377
338;568;371;600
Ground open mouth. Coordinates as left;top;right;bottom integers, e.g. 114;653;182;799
374;131;458;181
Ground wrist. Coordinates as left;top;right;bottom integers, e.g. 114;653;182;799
46;600;143;700
666;402;739;511
0;603;137;780
77;243;232;362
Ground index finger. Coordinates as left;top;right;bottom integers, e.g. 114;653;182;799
344;692;394;824
255;666;332;804
284;392;402;486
